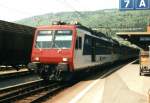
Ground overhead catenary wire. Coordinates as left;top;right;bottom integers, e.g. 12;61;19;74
0;0;95;27
55;0;80;20
55;0;94;27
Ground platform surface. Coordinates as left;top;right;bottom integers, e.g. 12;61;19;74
0;68;28;75
45;60;150;103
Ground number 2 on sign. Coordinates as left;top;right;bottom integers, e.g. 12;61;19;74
124;0;130;7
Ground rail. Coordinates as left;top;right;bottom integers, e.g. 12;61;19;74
0;80;43;102
0;80;71;103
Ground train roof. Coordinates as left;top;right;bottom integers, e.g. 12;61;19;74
76;24;118;44
36;25;76;30
0;20;35;35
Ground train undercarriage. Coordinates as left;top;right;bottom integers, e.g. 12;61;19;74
28;63;73;81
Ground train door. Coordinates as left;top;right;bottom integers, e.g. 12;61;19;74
91;38;96;62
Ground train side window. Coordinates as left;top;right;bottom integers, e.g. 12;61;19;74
79;37;82;49
75;37;82;49
75;37;78;49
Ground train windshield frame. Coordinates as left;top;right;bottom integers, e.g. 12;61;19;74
35;30;72;49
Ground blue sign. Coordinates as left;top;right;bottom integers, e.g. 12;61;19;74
119;0;150;10
135;0;149;9
120;0;134;9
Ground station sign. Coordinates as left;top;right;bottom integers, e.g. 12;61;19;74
119;0;150;10
140;37;150;41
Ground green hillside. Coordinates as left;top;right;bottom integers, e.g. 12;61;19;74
15;9;150;47
15;9;150;32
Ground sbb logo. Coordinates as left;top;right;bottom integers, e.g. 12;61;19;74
119;0;150;10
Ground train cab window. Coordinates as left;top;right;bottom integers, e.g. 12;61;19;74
75;37;82;49
36;30;72;49
36;30;53;48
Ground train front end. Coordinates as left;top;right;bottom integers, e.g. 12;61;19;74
29;24;76;81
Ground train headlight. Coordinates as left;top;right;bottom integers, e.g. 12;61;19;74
34;57;39;61
62;58;68;62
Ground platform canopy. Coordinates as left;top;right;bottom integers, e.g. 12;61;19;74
117;31;150;50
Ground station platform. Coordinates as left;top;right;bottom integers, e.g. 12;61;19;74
44;60;150;103
0;68;28;75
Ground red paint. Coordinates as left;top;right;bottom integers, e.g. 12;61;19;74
31;25;77;71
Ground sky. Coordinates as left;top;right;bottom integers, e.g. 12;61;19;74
0;0;119;21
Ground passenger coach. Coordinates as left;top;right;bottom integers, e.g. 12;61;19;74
28;22;139;81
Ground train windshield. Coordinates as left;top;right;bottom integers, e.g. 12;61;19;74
35;30;72;49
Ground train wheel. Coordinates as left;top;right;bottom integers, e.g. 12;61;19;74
40;71;50;81
38;65;52;81
54;71;74;81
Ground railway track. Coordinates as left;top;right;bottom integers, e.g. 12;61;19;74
0;80;71;103
0;59;136;103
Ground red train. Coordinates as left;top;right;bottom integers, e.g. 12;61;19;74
28;22;139;81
